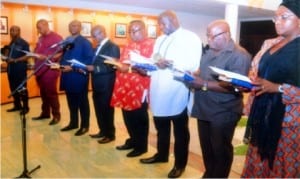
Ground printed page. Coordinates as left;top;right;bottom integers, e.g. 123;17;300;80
209;66;251;83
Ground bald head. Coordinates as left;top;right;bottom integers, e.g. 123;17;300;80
36;19;49;28
10;25;20;32
158;10;180;35
91;25;107;44
207;20;230;35
129;20;146;30
159;10;178;22
206;20;232;51
69;20;81;27
10;25;21;40
128;20;147;42
69;20;82;36
36;19;50;36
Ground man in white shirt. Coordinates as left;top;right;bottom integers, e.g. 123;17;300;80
140;10;202;178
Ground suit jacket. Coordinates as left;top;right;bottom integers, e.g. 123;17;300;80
92;40;120;93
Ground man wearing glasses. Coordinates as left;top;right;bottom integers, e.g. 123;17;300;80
187;20;251;178
111;20;154;157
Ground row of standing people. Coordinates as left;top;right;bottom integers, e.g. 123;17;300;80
3;1;300;177
2;11;198;178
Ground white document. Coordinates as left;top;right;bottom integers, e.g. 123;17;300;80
17;49;40;58
209;66;251;83
99;54;122;67
67;59;87;68
99;54;118;61
0;54;8;60
172;69;194;82
129;51;155;64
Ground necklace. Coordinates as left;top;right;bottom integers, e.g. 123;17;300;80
153;35;175;61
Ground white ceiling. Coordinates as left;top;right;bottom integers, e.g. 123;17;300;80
3;0;276;19
84;0;275;19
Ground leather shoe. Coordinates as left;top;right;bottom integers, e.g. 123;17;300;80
116;143;133;150
49;118;60;125
74;128;88;136
167;167;185;178
32;115;50;120
140;154;168;164
126;150;147;157
98;137;115;144
60;125;78;131
7;107;21;112
89;133;104;138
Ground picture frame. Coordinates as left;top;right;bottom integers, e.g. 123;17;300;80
147;24;157;38
1;16;8;34
81;22;92;37
115;23;127;38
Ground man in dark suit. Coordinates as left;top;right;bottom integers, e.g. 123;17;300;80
2;26;30;114
59;20;94;136
86;25;120;143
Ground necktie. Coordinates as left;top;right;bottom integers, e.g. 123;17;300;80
95;44;102;56
92;44;102;63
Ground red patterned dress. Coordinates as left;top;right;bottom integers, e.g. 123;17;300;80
242;85;300;177
110;38;154;110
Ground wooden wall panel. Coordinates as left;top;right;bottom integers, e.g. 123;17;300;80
1;2;158;104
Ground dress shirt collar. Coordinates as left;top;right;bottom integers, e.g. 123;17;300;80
99;37;109;47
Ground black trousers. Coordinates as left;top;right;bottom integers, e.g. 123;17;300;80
92;91;115;139
122;102;149;152
66;90;90;128
154;108;190;169
8;71;28;109
197;112;240;178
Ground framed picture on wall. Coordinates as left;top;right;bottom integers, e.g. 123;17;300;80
1;16;8;34
115;23;127;38
81;22;92;37
147;24;157;38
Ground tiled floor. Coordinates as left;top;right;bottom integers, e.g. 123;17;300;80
1;93;246;178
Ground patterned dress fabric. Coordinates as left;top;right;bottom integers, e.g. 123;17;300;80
242;36;300;178
110;38;154;111
242;85;300;178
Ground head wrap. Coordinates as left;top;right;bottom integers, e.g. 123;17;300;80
280;0;300;18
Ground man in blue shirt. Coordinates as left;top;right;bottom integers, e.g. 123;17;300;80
59;20;94;136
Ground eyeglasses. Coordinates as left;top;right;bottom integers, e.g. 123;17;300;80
207;31;227;40
129;28;141;34
272;14;294;23
91;31;102;38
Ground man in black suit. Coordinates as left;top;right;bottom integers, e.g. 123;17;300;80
86;25;120;144
2;26;30;114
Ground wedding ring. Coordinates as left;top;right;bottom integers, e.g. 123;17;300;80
262;85;265;90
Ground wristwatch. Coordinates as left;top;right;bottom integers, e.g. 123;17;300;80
278;85;284;93
202;81;208;91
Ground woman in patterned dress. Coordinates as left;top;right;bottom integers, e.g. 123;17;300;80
242;0;300;177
